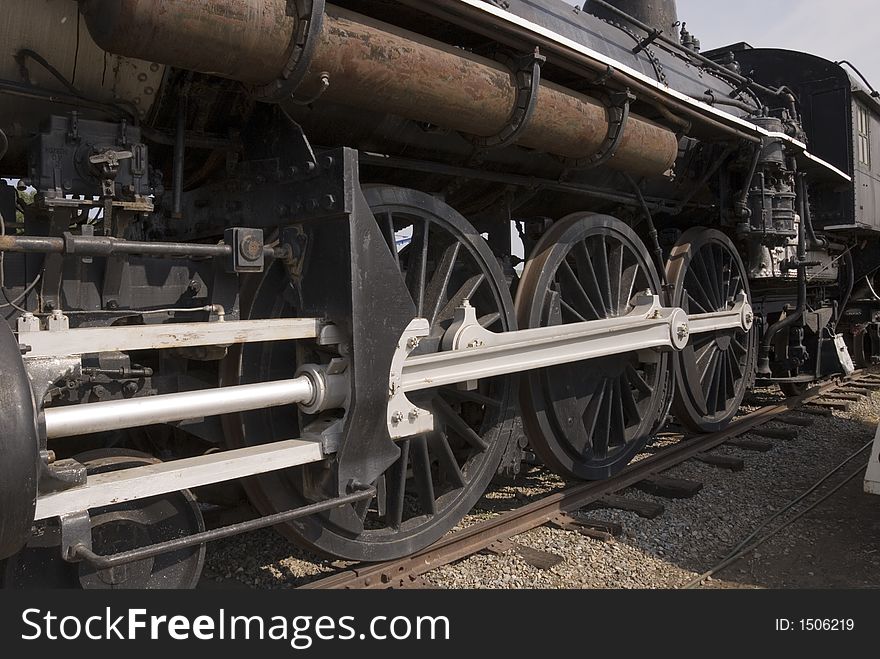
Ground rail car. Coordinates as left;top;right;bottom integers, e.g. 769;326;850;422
0;0;877;588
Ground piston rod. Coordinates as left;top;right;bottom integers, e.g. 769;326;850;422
44;377;315;439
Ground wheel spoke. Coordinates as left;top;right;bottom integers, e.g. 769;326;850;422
590;237;615;315
721;250;731;305
559;260;601;320
608;239;625;312
686;269;717;312
617;262;640;313
424;242;461;325
698;344;719;382
379;212;400;270
685;290;710;314
730;335;748;357
610;378;628;445
434;396;489;451
478;312;502;329
580;380;605;453
625;363;653;396
560;299;588;323
439;386;502;408
619;374;641;427
435;273;486;324
383;439;410;528
410;435;436;516
429;431;466;489
590;380;613;459
404;219;431;316
573;240;609;317
701;251;723;307
722;352;736;402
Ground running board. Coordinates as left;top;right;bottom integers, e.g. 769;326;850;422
35;439;326;521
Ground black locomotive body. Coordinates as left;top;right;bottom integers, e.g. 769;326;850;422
708;45;880;369
0;0;876;587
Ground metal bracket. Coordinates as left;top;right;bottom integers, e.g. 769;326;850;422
562;89;636;171
224;227;265;273
468;48;546;151
632;29;662;55
387;319;434;440
592;64;616;87
250;0;326;103
60;510;92;562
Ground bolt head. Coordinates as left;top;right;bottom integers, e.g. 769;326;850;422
409;408;420;420
407;336;421;350
239;234;263;261
391;411;404;424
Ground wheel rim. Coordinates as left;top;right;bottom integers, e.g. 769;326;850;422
227;186;515;561
667;228;756;432
517;213;670;480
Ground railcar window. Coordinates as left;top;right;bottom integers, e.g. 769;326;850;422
858;105;871;166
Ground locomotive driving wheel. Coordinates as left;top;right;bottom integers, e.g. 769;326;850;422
226;186;515;561
2;450;205;589
516;213;671;480
666;228;756;432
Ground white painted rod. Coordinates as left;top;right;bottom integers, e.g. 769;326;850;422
44;377;314;439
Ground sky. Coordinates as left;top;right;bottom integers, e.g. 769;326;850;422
564;0;879;88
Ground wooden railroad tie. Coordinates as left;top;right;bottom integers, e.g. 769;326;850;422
694;453;745;471
726;437;774;451
632;476;704;499
820;393;863;402
752;426;799;441
548;514;623;542
798;405;834;417
809;399;850;411
840;386;874;395
593;494;665;519
851;382;880;390
486;539;564;570
776;414;815;427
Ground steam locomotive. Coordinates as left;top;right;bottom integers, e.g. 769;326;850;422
0;0;877;588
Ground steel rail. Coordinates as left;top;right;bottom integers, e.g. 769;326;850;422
303;371;875;589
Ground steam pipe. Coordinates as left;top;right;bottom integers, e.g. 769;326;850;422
172;93;187;218
799;175;827;249
79;1;679;177
0;233;287;261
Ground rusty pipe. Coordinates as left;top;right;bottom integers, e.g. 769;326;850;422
79;0;298;85
80;1;678;176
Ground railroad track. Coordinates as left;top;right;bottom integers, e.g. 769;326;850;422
303;370;880;589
